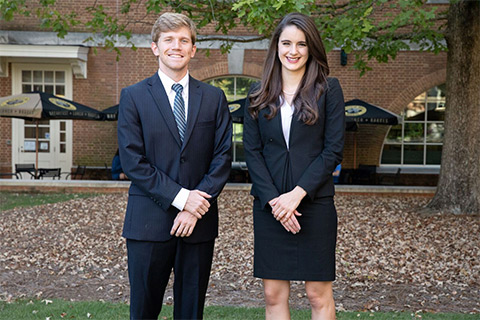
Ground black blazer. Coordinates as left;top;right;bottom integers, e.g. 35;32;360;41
118;73;232;243
244;77;345;208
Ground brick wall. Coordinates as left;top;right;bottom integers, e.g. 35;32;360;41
0;46;447;174
0;2;448;181
0;64;13;173
71;48;158;167
331;51;447;168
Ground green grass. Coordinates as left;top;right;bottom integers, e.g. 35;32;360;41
0;300;477;320
0;192;97;212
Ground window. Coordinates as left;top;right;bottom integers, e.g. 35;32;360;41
206;76;258;165
381;84;445;166
21;70;67;153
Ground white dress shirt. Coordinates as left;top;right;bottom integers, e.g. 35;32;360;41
157;69;189;121
157;69;190;211
280;99;294;150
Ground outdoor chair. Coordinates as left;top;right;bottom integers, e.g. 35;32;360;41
63;165;86;180
378;168;402;185
104;163;113;180
0;172;19;179
352;164;377;185
15;163;36;179
338;168;354;184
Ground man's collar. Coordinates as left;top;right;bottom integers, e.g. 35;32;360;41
157;69;189;92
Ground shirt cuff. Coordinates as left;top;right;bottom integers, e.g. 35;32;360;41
172;188;189;211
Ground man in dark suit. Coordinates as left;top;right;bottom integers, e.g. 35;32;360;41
117;12;232;320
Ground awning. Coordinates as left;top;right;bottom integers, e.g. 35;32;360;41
345;99;401;125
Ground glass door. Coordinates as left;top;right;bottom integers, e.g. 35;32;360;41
11;64;73;177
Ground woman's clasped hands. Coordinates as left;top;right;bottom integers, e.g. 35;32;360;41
268;186;307;234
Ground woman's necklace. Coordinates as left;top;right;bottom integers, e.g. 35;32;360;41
282;90;296;96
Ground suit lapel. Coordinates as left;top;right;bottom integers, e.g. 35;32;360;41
182;76;202;150
147;74;182;147
289;96;325;147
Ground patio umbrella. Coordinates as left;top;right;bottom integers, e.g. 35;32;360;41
224;97;402;126
102;104;119;121
345;99;400;125
0;92;105;171
103;99;249;123
228;98;247;123
344;99;401;168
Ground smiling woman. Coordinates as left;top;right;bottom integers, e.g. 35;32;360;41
243;12;343;320
277;25;309;80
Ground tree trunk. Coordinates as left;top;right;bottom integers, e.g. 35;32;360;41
427;0;480;215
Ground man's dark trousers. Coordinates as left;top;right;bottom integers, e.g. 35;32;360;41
127;238;215;320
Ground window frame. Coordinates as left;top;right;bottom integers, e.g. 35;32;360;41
380;84;445;173
205;75;259;169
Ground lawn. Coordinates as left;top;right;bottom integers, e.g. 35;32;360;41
0;192;478;318
0;299;478;320
0;192;97;211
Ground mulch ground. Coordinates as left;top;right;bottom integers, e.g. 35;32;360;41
0;190;479;313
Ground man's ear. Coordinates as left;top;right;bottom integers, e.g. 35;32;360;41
151;42;159;56
191;45;197;58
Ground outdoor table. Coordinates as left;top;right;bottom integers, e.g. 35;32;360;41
37;168;62;180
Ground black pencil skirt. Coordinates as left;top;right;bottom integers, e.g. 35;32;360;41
253;196;337;281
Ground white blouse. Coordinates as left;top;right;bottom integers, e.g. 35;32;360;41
280;99;294;150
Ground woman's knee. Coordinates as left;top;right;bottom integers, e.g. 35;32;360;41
305;282;333;309
307;293;329;309
263;280;290;306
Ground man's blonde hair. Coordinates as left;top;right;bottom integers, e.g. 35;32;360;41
151;12;197;44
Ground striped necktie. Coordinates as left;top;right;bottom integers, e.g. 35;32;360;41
172;83;186;142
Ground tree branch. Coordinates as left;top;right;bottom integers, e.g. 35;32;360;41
196;35;268;43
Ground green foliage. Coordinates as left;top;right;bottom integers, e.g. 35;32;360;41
0;0;27;21
37;8;79;39
233;0;315;36
0;0;449;75
206;76;257;101
311;0;447;75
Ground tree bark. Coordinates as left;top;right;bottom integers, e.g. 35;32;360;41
427;0;480;215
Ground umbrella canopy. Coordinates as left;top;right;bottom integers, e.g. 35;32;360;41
0;92;105;121
225;98;402;126
102;98;402;127
102;99;249;123
102;104;119;121
0;92;105;172
345;99;400;125
344;99;401;169
228;98;247;123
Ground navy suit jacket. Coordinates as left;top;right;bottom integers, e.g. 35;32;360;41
118;73;232;243
244;77;345;208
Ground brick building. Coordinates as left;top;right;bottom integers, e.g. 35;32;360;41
0;2;447;184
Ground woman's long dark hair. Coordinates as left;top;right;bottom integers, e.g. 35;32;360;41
248;13;329;125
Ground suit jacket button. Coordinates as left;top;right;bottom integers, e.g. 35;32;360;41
269;138;273;142
180;157;185;163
